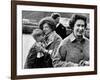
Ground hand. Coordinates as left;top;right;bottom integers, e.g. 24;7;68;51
64;62;78;67
79;60;89;66
36;44;47;53
35;43;43;52
84;61;89;66
48;50;53;55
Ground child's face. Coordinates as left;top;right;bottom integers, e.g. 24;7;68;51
36;34;44;42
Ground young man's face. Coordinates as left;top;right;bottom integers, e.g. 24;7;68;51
36;34;44;42
55;17;60;24
73;19;85;38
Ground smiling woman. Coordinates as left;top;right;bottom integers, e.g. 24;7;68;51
39;17;62;58
53;14;89;67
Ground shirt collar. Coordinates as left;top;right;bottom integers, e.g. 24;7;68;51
56;23;60;28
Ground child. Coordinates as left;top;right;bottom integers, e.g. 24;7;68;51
24;29;53;69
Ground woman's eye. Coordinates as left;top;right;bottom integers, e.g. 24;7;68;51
77;24;85;27
82;25;85;27
77;24;80;27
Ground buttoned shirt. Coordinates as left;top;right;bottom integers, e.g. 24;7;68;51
53;33;89;67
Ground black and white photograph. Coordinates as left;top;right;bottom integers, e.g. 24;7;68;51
22;11;90;69
11;1;97;79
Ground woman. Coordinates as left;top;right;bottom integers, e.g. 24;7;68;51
39;17;62;58
53;14;89;67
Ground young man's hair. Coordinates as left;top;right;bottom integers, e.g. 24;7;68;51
32;28;43;40
51;13;61;19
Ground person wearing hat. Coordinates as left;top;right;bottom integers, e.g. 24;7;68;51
51;13;67;39
24;29;53;68
39;17;62;59
53;14;89;67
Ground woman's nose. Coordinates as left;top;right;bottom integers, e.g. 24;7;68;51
79;26;83;30
43;27;46;30
43;28;45;31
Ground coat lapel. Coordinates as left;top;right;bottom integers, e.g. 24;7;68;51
46;31;56;48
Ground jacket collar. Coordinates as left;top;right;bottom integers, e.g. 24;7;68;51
69;33;76;42
45;31;56;46
70;33;85;43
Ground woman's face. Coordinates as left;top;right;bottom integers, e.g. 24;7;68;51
43;23;52;35
73;19;85;38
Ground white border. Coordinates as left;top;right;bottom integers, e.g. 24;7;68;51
17;5;94;75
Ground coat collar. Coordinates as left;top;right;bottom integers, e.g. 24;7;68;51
69;33;86;43
45;31;56;46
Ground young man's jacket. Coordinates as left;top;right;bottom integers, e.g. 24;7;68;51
24;42;53;69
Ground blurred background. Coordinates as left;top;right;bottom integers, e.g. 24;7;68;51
22;11;89;68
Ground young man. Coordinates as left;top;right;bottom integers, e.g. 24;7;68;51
51;13;67;39
24;29;53;68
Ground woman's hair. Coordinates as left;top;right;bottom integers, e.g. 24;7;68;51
69;14;87;30
39;17;56;31
32;28;43;40
51;13;61;19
